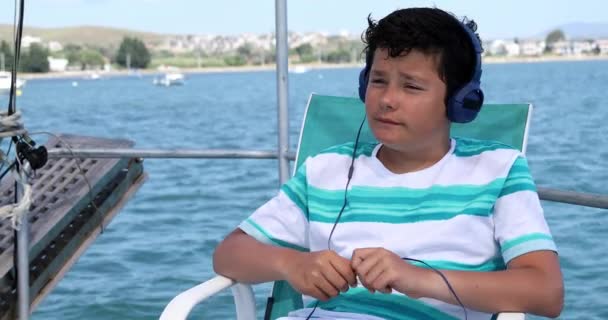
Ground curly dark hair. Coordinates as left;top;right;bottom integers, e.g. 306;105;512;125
362;7;482;101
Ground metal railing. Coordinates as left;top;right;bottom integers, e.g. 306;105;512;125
47;147;608;210
537;187;608;209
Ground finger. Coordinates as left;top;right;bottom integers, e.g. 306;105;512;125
356;261;383;293
363;259;386;286
353;251;383;280
329;256;357;288
351;251;364;269
355;250;390;291
322;261;349;293
308;284;330;301
358;276;373;293
314;273;340;299
351;248;376;269
371;271;393;294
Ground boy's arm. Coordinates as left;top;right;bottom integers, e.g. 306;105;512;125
419;250;563;318
352;248;563;318
213;228;300;284
213;228;357;300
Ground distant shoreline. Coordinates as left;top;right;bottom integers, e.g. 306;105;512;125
18;55;608;80
483;54;608;64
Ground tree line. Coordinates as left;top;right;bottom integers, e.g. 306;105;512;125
0;37;151;73
1;41;52;72
0;35;365;73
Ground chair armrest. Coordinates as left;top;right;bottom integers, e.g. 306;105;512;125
496;312;525;320
160;275;256;320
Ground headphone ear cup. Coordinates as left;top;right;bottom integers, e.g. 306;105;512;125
445;20;485;123
447;87;484;123
463;89;484;111
358;68;368;102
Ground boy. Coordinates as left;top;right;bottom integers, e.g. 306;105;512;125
214;7;563;320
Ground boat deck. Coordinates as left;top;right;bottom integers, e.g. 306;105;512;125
0;134;146;318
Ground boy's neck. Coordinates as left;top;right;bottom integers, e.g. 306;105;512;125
377;136;452;174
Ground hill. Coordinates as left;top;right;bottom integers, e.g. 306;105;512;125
0;24;167;48
532;22;608;40
556;22;608;39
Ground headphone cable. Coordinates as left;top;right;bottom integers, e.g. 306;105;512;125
305;116;366;320
401;257;468;320
305;115;468;320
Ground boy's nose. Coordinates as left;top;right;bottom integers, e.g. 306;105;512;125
380;85;399;110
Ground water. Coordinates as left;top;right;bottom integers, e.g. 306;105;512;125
0;61;606;319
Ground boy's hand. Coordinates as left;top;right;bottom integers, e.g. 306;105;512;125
351;247;424;296
283;250;357;301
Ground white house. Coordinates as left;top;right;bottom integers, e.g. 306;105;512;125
48;41;63;52
21;35;42;48
48;57;68;72
572;41;594;55
596;39;608;54
489;40;520;56
520;40;545;56
551;41;571;55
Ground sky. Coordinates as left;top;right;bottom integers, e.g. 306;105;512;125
0;0;607;40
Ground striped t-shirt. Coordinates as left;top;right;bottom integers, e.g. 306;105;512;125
239;137;556;320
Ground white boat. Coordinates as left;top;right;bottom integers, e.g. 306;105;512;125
289;65;309;74
85;72;101;80
153;72;185;86
0;71;26;94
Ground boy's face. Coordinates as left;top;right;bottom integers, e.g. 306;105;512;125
365;48;450;151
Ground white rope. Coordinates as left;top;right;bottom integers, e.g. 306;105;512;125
0;161;31;229
0;109;31;229
0;110;27;138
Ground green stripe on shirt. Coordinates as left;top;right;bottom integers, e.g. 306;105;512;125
308;180;505;206
501;233;554;253
313;287;459;320
453;138;514;157
499;157;537;197
319;142;377;158
280;162;308;214
308;205;493;224
240;218;308;252
501;233;556;263
306;181;503;223
411;257;506;272
281;184;308;215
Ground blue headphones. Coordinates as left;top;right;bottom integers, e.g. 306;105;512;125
358;20;484;123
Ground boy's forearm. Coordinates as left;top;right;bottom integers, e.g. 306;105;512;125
213;229;301;284
418;267;563;318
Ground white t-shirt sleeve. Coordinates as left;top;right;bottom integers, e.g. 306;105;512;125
493;155;557;264
238;162;310;252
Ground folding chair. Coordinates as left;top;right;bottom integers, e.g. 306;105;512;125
160;94;532;320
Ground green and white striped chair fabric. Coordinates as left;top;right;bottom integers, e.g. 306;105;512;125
267;93;531;320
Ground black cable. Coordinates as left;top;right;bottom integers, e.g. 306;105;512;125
6;0;26;298
8;0;25;116
305;115;468;320
306;116;366;320
0;161;16;182
402;257;468;320
0;140;15;174
12;162;19;291
326;116;366;250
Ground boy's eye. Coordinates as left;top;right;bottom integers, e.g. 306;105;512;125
405;84;422;90
370;78;386;84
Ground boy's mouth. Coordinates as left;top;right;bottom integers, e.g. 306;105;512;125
375;117;401;125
